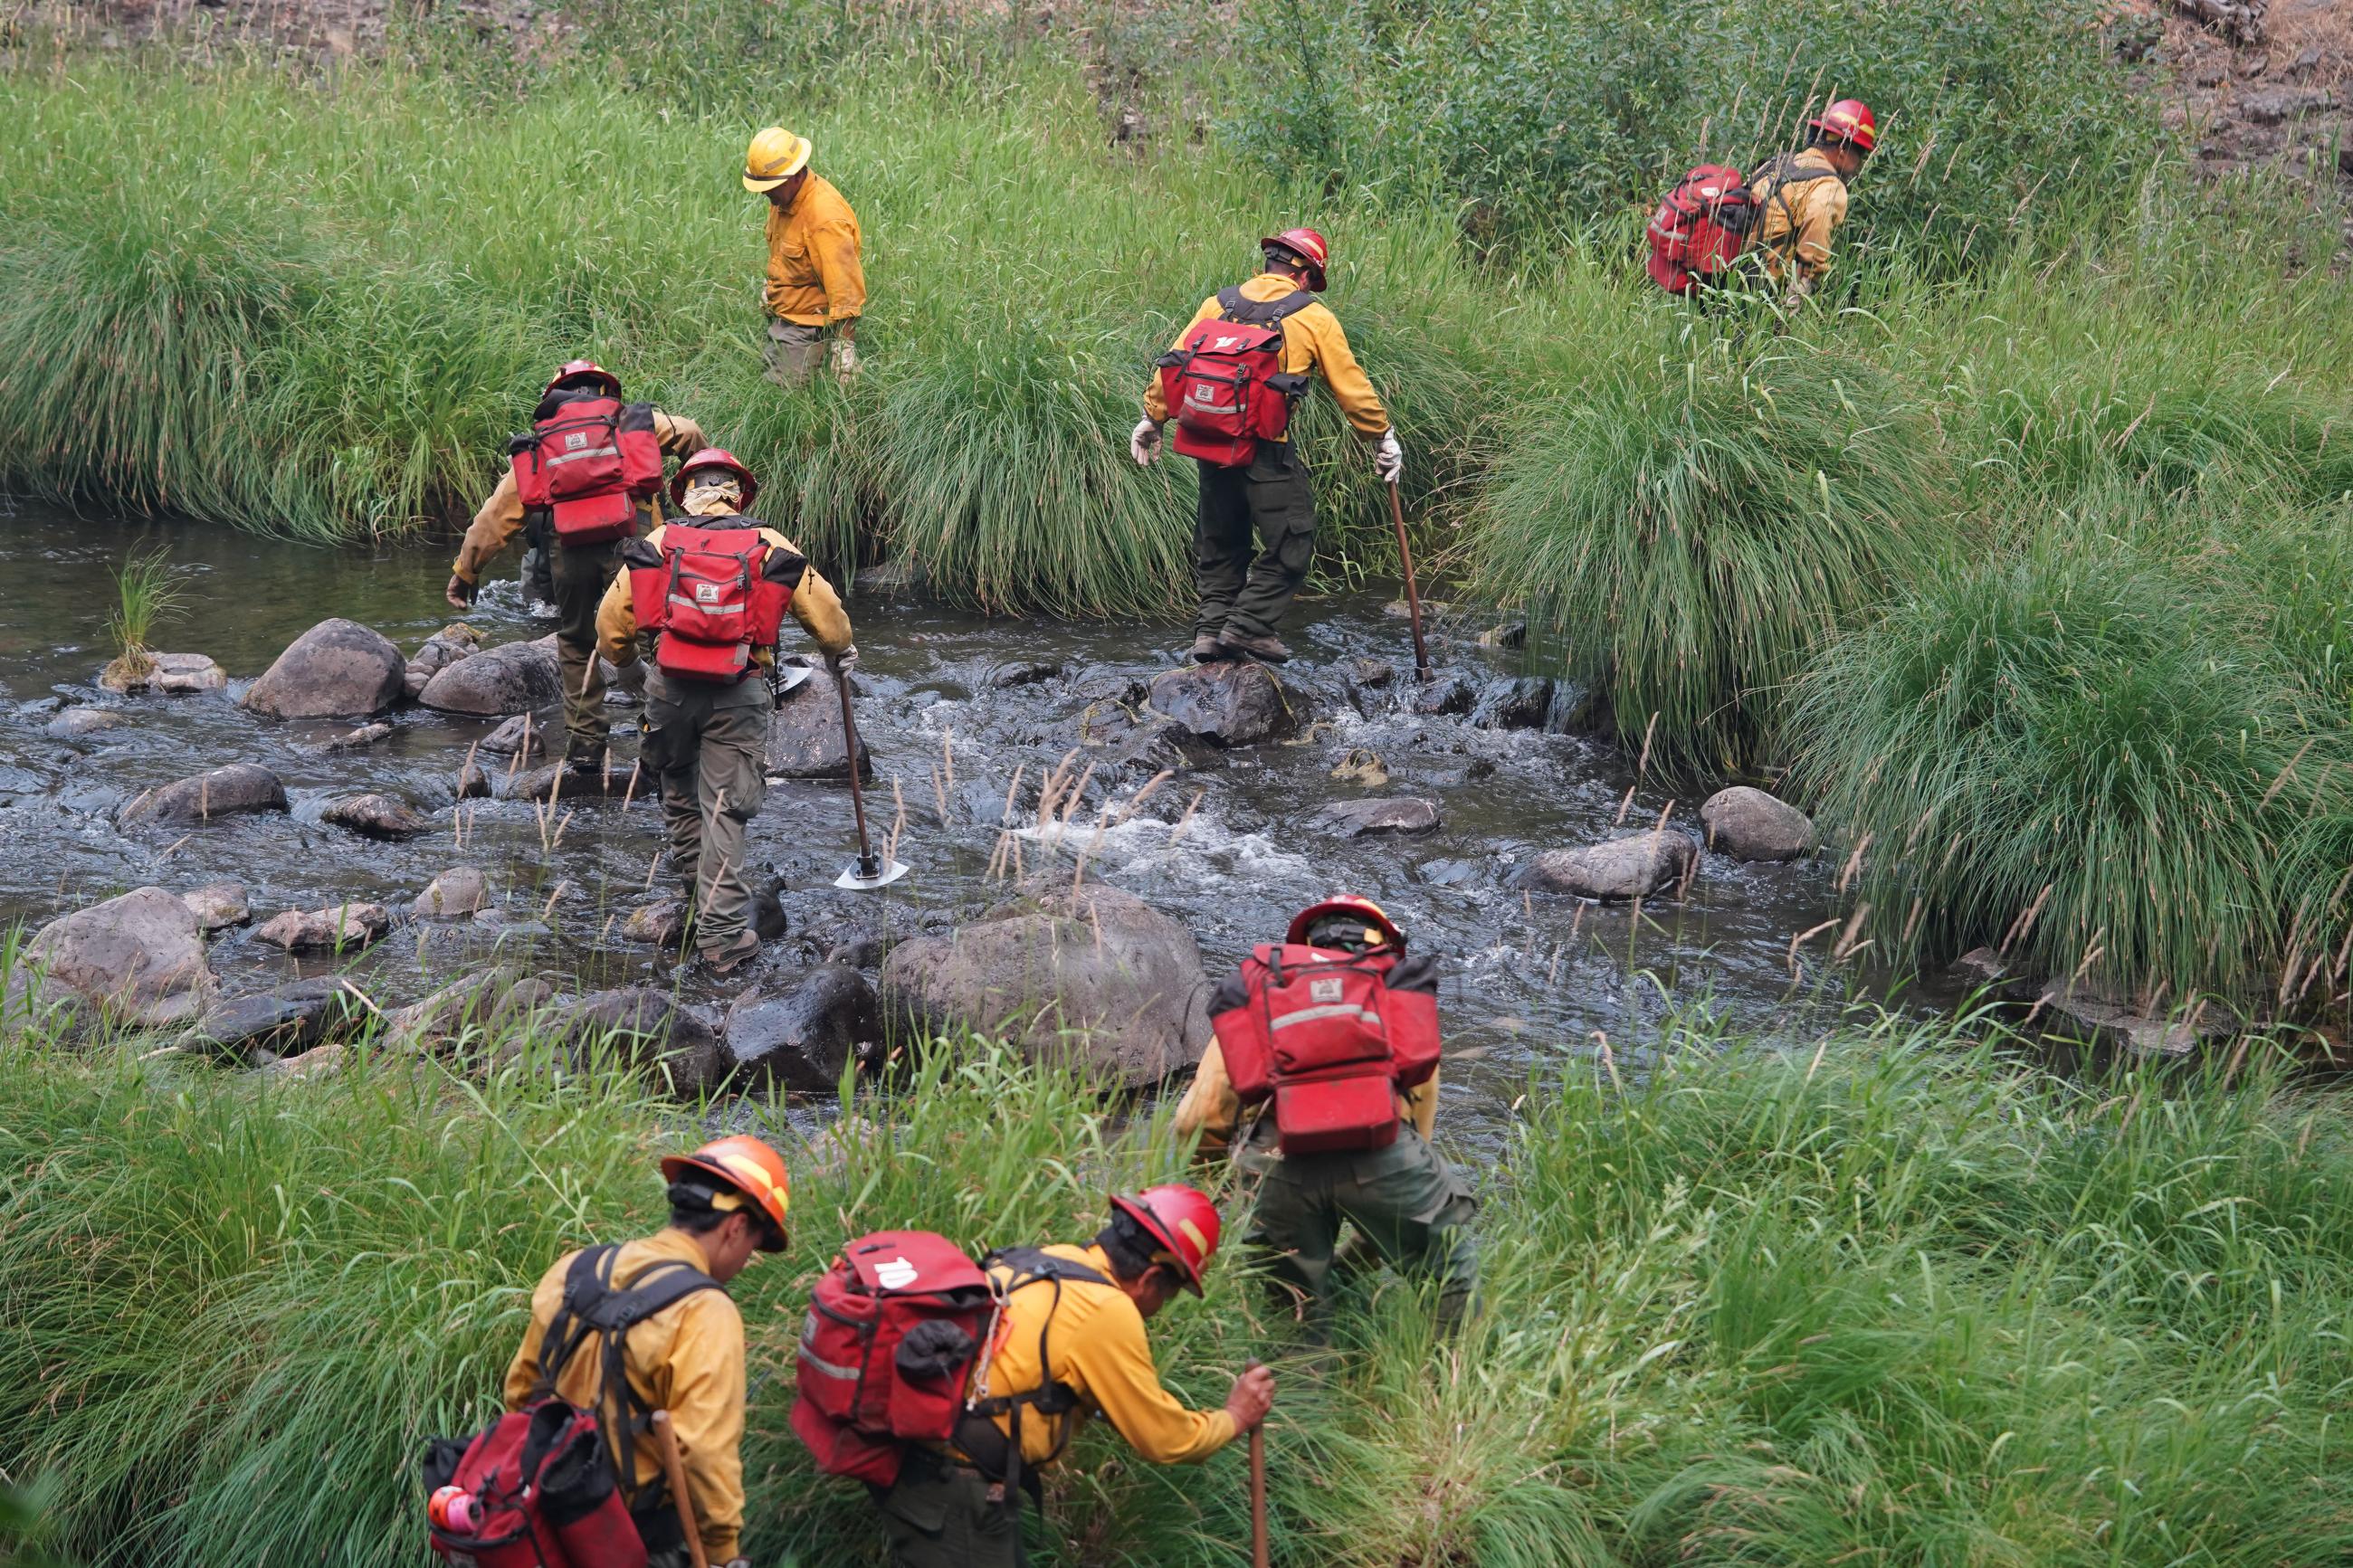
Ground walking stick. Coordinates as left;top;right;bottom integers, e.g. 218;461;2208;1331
1386;480;1432;682
832;663;909;889
1247;1361;1271;1568
650;1411;710;1568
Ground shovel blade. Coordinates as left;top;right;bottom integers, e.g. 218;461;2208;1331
771;665;814;698
834;857;911;891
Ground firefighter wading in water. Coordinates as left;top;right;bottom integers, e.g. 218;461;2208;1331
444;360;708;772
1175;896;1479;1335
1131;228;1403;666
595;448;854;974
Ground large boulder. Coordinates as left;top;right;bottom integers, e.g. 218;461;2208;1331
177;978;357;1060
418;639;562;716
13;887;217;1028
1147;663;1294;747
720;965;881;1091
767;662;870;781
1515;830;1698;901
1306;797;1442;838
321;793;430;841
555;988;725;1091
242;619;405;719
118;765;287;828
384;965;535;1053
254;902;390;953
404;624;482;699
879;881;1211;1088
1699;786;1815;863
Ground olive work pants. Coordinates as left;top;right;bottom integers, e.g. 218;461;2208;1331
874;1455;1025;1568
639;669;774;956
764;317;827;387
1191;442;1317;643
1235;1122;1480;1335
546;525;629;758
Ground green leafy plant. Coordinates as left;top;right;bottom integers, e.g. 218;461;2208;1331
100;546;189;690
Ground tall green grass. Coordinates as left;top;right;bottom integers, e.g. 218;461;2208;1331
8;1004;2353;1566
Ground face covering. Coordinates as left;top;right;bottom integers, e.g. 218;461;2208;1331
682;476;744;517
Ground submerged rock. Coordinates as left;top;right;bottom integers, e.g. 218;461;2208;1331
181;882;251;931
1147;662;1293;747
1515;830;1698;901
12;887;217;1029
1410;673;1476;717
767;661;870;781
405;624;481;699
418;638;561;716
1471;677;1554;731
1306;796;1442;838
243;618;405;719
321;793;430;841
721;965;881;1091
414;866;492;919
504;760;646;803
480;713;548;761
178;977;355;1060
254;902;390;953
48;707;128;740
1700;786;1815;863
102;652;226;696
118;765;288;828
304;721;396;755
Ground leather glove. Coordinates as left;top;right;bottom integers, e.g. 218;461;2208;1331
1373;430;1405;485
832;337;861;380
444;573;478;609
826;643;859;675
1129;418;1163;467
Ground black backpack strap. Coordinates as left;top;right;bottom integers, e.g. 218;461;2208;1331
1215;287;1318;328
955;1250;1115;1505
537;1244;724;1508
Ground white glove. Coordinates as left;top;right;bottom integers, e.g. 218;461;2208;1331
831;337;862;379
1129;418;1163;467
827;643;859;675
1373;429;1405;484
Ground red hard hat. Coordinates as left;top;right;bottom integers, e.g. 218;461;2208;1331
660;1134;791;1250
1258;226;1330;291
1286;894;1404;952
1109;1184;1221;1296
1810;99;1877;154
671;446;760;510
545;358;623;398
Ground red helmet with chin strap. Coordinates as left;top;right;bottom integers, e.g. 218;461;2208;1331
1109;1184;1221;1296
1259;226;1331;291
1810;99;1878;154
544;358;623;398
1287;894;1404;953
671;446;761;510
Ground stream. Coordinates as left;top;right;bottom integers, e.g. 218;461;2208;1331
0;503;1911;1143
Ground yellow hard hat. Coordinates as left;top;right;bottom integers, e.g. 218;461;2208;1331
743;128;813;193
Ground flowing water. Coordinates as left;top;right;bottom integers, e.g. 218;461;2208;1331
0;503;1912;1141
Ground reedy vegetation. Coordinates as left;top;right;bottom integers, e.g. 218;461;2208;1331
5;1006;2353;1566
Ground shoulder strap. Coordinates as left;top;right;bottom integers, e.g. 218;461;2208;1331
957;1249;1116;1500
986;1246;1110;1289
1215;286;1318;329
537;1244;724;1507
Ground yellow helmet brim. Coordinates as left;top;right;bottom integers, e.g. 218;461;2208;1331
743;131;813;192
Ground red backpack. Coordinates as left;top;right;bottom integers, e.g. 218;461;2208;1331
1209;946;1443;1155
510;389;666;544
1645;164;1759;294
419;1246;723;1568
1155;287;1319;467
791;1232;1110;1495
622;524;802;683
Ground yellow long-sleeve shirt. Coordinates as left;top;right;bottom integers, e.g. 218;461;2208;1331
1749;148;1851;286
452;408;709;585
957;1243;1237;1469
1142;273;1390;440
501;1230;748;1562
1172;1035;1440;1154
764;176;865;327
595;518;854;665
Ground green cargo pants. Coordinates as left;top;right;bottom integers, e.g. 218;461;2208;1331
874;1454;1025;1568
546;522;634;759
764;317;826;387
1236;1121;1480;1335
639;668;774;958
1191;441;1318;642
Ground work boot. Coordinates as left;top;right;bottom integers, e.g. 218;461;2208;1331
700;930;761;976
1190;633;1230;664
562;739;606;777
1217;631;1291;664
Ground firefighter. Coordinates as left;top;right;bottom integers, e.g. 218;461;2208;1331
443;360;708;772
595;447;854;974
502;1135;792;1568
743;128;865;387
874;1185;1274;1568
1748;99;1877;301
1130;228;1402;665
1173;896;1478;1335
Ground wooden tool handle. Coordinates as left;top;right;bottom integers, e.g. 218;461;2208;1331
1246;1358;1270;1568
650;1410;710;1568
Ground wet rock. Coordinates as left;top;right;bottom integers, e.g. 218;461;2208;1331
1147;662;1294;747
1478;622;1529;650
243;618;405;719
2242;88;2335;125
555;988;725;1091
1411;674;1476;717
2034;984;2237;1060
1413;857;1482;887
181;882;251;931
47;707;127;740
827;934;891;969
321;793;430;841
178;977;354;1060
879;879;1211;1088
624;900;687;948
1472;677;1555;730
1515;830;1698;901
503;760;646;803
1347;657;1396;691
265;1042;352;1081
986;659;1067;690
752;889;789;941
480;713;548;760
305;721;395;755
119;764;288;828
1329;747;1389;788
414;866;492;919
1699;787;1815;863
1949;947;2011;987
384;965;531;1052
404;623;481;699
1306;796;1442;838
102;652;227;696
457;762;493;800
720;965;881;1091
11;887;217;1029
767;662;870;781
253;902;390;953
418;638;562;716
1384;598;1453;620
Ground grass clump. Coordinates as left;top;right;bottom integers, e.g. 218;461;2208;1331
99;546;189;690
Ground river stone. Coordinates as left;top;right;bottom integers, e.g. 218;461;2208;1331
267;1043;352;1081
304;721;396;755
103;652;227;695
414;866;492;919
1700;786;1815;862
405;624;481;698
177;977;354;1060
254;902;390;953
383;965;529;1053
47;707;127;740
720;965;880;1091
1330;747;1389;788
1147;662;1293;747
418;638;562;716
623;899;687;949
457;762;493;800
504;760;646;803
1472;677;1556;731
243;618;405;719
1411;673;1476;717
181;882;251;931
986;659;1067;690
321;792;430;841
480;713;548;761
12;887;218;1029
1306;796;1443;838
767;663;870;781
118;764;288;827
2034;984;2237;1060
1515;830;1698;901
555;988;725;1091
878;880;1211;1088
